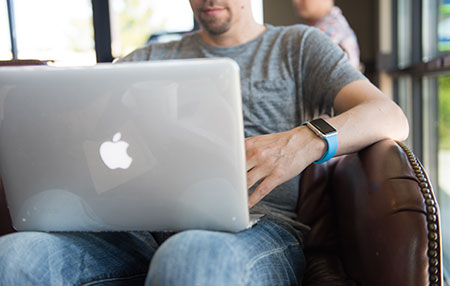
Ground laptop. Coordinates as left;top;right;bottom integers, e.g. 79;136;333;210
0;58;260;233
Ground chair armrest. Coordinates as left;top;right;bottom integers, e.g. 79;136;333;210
332;140;442;286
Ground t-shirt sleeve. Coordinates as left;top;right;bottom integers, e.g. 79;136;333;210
298;27;365;118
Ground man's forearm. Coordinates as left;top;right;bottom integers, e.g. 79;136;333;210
326;80;409;157
327;97;409;157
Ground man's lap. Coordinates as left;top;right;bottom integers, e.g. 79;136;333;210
0;220;305;286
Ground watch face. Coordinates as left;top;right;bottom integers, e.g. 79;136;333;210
310;118;336;134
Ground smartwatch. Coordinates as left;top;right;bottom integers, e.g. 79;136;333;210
301;118;338;164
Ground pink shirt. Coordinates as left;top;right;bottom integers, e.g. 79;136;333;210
314;6;360;69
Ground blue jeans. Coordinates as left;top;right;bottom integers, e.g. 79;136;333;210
0;220;305;285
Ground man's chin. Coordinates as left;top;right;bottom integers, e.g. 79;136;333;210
204;26;231;35
198;16;232;35
201;23;231;35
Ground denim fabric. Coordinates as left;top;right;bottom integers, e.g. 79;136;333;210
0;220;305;286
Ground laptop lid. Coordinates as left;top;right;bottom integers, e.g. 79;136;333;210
0;58;250;232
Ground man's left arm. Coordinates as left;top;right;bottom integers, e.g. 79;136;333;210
246;79;409;207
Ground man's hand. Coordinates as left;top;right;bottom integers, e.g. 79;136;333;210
245;126;326;208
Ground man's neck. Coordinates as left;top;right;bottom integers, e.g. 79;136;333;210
199;21;266;47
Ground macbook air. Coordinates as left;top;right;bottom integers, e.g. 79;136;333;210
0;59;260;233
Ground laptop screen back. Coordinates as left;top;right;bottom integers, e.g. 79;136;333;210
0;59;249;232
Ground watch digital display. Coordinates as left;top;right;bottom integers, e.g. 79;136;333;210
310;118;336;134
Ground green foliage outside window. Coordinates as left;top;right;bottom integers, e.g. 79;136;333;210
114;0;166;57
439;75;450;149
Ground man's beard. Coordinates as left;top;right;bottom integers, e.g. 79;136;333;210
196;1;233;35
199;14;232;35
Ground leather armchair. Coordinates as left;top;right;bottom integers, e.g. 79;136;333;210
298;139;442;286
0;139;443;285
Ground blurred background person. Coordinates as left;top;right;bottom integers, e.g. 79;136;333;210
292;0;361;70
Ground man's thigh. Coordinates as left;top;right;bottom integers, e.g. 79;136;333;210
0;231;158;286
147;220;306;286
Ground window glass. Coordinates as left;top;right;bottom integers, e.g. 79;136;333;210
0;0;12;60
251;0;264;25
423;0;450;60
438;74;450;278
422;75;450;282
423;0;438;61
439;0;450;52
13;0;95;65
398;0;412;68
398;76;414;150
110;0;194;58
422;77;438;185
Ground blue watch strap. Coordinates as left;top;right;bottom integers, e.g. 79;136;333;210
314;134;337;164
301;120;338;164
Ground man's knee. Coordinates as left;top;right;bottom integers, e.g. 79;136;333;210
147;230;245;285
0;232;61;284
0;232;54;262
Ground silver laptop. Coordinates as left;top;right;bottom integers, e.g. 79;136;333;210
0;58;259;233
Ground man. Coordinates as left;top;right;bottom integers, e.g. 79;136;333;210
292;0;361;69
0;0;408;285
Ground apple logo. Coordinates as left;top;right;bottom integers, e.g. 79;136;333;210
99;132;133;170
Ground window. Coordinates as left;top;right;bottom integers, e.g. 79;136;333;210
397;0;413;68
424;0;450;59
110;0;194;58
0;1;11;60
13;0;95;65
438;75;450;277
397;76;414;149
4;0;264;64
251;0;264;25
439;0;450;52
390;0;450;283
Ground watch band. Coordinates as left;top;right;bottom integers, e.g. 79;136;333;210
301;119;338;164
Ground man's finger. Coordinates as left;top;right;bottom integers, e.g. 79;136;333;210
248;175;279;208
246;154;258;172
245;141;261;171
246;166;268;189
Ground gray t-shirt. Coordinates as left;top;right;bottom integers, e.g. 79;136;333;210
119;24;365;242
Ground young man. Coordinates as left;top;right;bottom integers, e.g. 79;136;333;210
292;0;361;69
0;0;408;285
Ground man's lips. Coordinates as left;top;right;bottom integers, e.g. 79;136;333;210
201;7;226;16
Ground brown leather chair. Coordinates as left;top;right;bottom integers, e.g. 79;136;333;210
298;139;442;286
0;139;443;285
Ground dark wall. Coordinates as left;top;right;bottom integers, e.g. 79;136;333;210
335;0;377;65
263;0;298;26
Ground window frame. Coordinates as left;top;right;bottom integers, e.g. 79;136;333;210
381;0;450;284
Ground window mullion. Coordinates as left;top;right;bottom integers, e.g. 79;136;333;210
6;0;17;59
